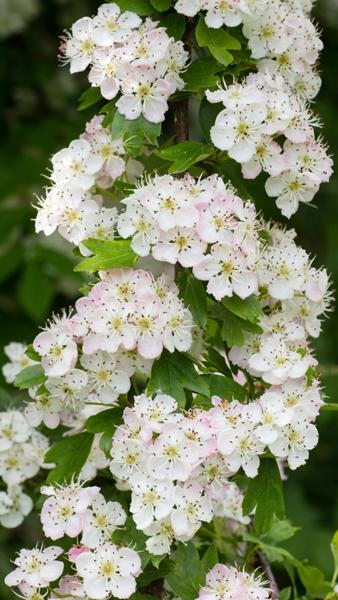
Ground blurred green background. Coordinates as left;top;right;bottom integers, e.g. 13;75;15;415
0;0;337;596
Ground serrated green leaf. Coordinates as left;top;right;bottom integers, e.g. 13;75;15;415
86;408;123;433
209;301;262;347
14;365;46;389
195;17;240;66
265;518;299;544
110;112;161;156
78;87;102;111
242;458;285;534
45;432;94;484
165;542;203;600
137;559;172;587
200;546;218;573
222;295;263;322
278;588;292;600
113;0;155;15
156;141;213;173
148;350;210;408
159;12;185;40
297;563;331;598
178;271;208;327
74;239;137;273
182;57;222;92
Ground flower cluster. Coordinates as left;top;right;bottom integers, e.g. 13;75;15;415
109;384;321;552
35;115;144;247
110;392;249;554
207;71;333;217
198;563;271;600
0;407;51;527
61;3;188;123
5;482;141;600
175;0;321;101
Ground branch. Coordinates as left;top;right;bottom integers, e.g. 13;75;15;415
173;17;194;144
256;550;279;599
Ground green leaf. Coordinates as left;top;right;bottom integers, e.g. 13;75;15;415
159;12;185;40
222;295;263;322
113;0;155;15
110;112;161;156
209;301;262;347
78;87;102;111
278;588;292;600
331;530;338;570
148;350;210;408
149;0;172;10
320;402;338;411
14;365;46;389
45;432;94;484
0;244;23;284
112;517;149;567
242;458;285;534
199;97;223;142
156;141;213;173
165;542;203;600
25;344;40;362
178;271;208;328
265;518;299;544
204;373;246;402
18;262;54;322
74;239;137;273
200;546;218;573
86;408;123;433
195;17;240;66
137;559;172;586
182;57;222;92
297;564;331;598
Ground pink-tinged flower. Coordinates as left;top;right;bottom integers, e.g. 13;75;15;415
124;27;170;66
68;545;90;562
152;227;207;268
40;482;99;540
268;418;318;470
75;543;141;599
33;316;77;377
64;17;96;73
133;393;177;432
217;421;264;478
5;546;64;588
118;202;160;257
242;7;292;58
204;0;243;28
193;244;258;301
82;493;126;548
132;300;163;359
283;139;333;184
116;66;173;123
241;136;284;179
257;242;308;300
198;563;271;600
80;351;130;403
147;424;198;481
88;47;127;101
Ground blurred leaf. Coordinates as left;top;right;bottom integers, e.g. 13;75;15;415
114;0;155;14
199;97;223;143
78;87;102;111
149;0;172;10
159;12;185;40
265;518;299;544
0;244;24;284
243;458;285;534
14;365;46;389
86;408;123;433
331;530;338;569
200;546;218;573
297;563;331;598
17;262;54;321
45;432;94;484
182;58;222;92
25;344;40;361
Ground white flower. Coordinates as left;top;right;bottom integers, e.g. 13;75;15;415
257;242;309;300
25;388;62;430
5;546;64;588
0;411;31;451
64;17;96;74
171;481;213;539
242;7;292;58
143;518;174;555
248;333;312;384
204;0;243;28
79;435;110;481
45;369;89;410
2;342;37;384
265;170;318;218
92;3;141;46
75;543;141;599
133;393;177;432
269;418;318;469
153;227;207;267
193;244;258;300
116;66;173;123
130;472;174;529
241;136;284;179
80;351;130;404
82;493;126;548
0;485;33;528
33;315;77;377
217;421;265;477
51;139;103;191
147;424;197;481
118;202;160;257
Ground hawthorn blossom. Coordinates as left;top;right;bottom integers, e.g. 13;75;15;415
0;411;31;451
92;3;141;46
2;342;37;384
5;546;64;589
171;481;213;539
51;139;103;191
82;493;126;548
0;486;33;528
75;543;141;599
198;563;271;600
116;67;173;123
33;314;77;377
268;418;319;469
64;16;96;73
130;472;174;529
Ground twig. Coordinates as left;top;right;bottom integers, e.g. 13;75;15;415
256;550;279;599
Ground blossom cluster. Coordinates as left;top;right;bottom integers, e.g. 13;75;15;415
198;563;271;600
175;0;321;101
0;399;51;527
108;383;320;552
207;71;333;217
5;482;142;600
61;3;188;123
35;115;144;247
